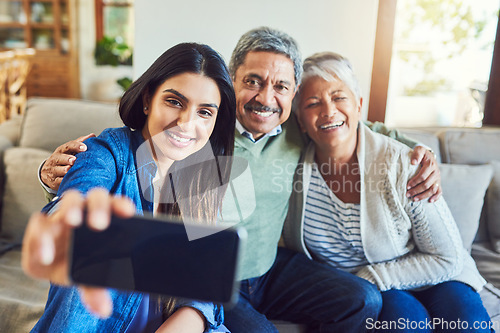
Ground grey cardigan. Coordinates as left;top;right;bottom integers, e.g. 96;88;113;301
282;122;486;292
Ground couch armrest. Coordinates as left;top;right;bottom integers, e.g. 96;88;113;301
0;136;14;190
0;114;23;147
0;115;23;208
0;136;14;154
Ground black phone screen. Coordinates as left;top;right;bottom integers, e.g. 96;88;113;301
70;215;242;304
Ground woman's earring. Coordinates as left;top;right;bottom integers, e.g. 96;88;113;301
144;106;148;114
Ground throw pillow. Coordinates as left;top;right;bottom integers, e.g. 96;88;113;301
488;161;500;253
439;163;493;252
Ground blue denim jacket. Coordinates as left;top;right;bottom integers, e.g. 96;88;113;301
32;127;224;333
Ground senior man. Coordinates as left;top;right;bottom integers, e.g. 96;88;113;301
39;27;441;332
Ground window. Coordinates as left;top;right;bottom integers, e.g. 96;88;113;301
95;0;134;47
369;0;500;127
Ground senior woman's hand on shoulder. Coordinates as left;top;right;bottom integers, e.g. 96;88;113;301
21;188;135;318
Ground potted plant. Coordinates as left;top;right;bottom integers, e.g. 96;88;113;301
94;36;133;66
92;36;133;99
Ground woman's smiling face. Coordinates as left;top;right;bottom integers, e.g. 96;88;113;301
141;72;221;166
297;76;362;152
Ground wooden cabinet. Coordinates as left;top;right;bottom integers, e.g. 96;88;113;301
0;0;79;98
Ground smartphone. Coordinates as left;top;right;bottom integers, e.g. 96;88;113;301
70;214;245;305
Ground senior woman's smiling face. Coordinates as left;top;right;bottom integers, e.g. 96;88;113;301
297;76;362;152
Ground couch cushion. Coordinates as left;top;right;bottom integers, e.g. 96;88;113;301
479;284;500;322
473;243;500;322
472;242;500;290
19;98;123;152
0;113;23;146
439;164;493;252
0;250;49;332
398;129;442;163
475;209;490;244
1;147;51;241
438;128;500;164
488;161;500;252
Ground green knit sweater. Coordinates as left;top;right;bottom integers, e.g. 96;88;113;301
221;118;304;280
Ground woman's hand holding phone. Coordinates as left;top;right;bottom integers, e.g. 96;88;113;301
21;188;136;318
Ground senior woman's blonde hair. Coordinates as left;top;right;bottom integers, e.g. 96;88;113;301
296;52;362;108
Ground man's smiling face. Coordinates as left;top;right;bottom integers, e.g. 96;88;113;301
233;51;297;140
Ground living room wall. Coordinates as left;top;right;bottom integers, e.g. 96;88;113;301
134;0;379;117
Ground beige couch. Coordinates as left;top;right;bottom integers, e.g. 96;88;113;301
0;97;498;332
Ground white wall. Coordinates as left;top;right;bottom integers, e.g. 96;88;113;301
134;0;379;116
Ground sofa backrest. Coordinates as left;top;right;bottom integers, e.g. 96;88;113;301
0;98;124;241
20;97;123;152
438;128;500;165
399;128;442;163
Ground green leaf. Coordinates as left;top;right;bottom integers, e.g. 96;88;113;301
94;36;133;66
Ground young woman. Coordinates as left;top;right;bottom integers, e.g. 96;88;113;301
22;43;236;333
283;52;492;332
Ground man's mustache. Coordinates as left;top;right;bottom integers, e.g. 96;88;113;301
244;103;281;113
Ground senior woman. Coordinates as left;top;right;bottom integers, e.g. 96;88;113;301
282;52;492;332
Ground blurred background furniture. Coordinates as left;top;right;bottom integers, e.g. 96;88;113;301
0;0;79;98
0;48;36;123
0;50;14;122
0;48;35;123
7;48;35;116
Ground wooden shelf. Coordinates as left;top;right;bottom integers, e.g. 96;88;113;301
0;0;79;98
0;23;25;28
29;23;55;28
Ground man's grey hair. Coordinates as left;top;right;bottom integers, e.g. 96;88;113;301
229;27;302;88
301;52;361;100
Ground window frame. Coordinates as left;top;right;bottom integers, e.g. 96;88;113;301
94;0;133;42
